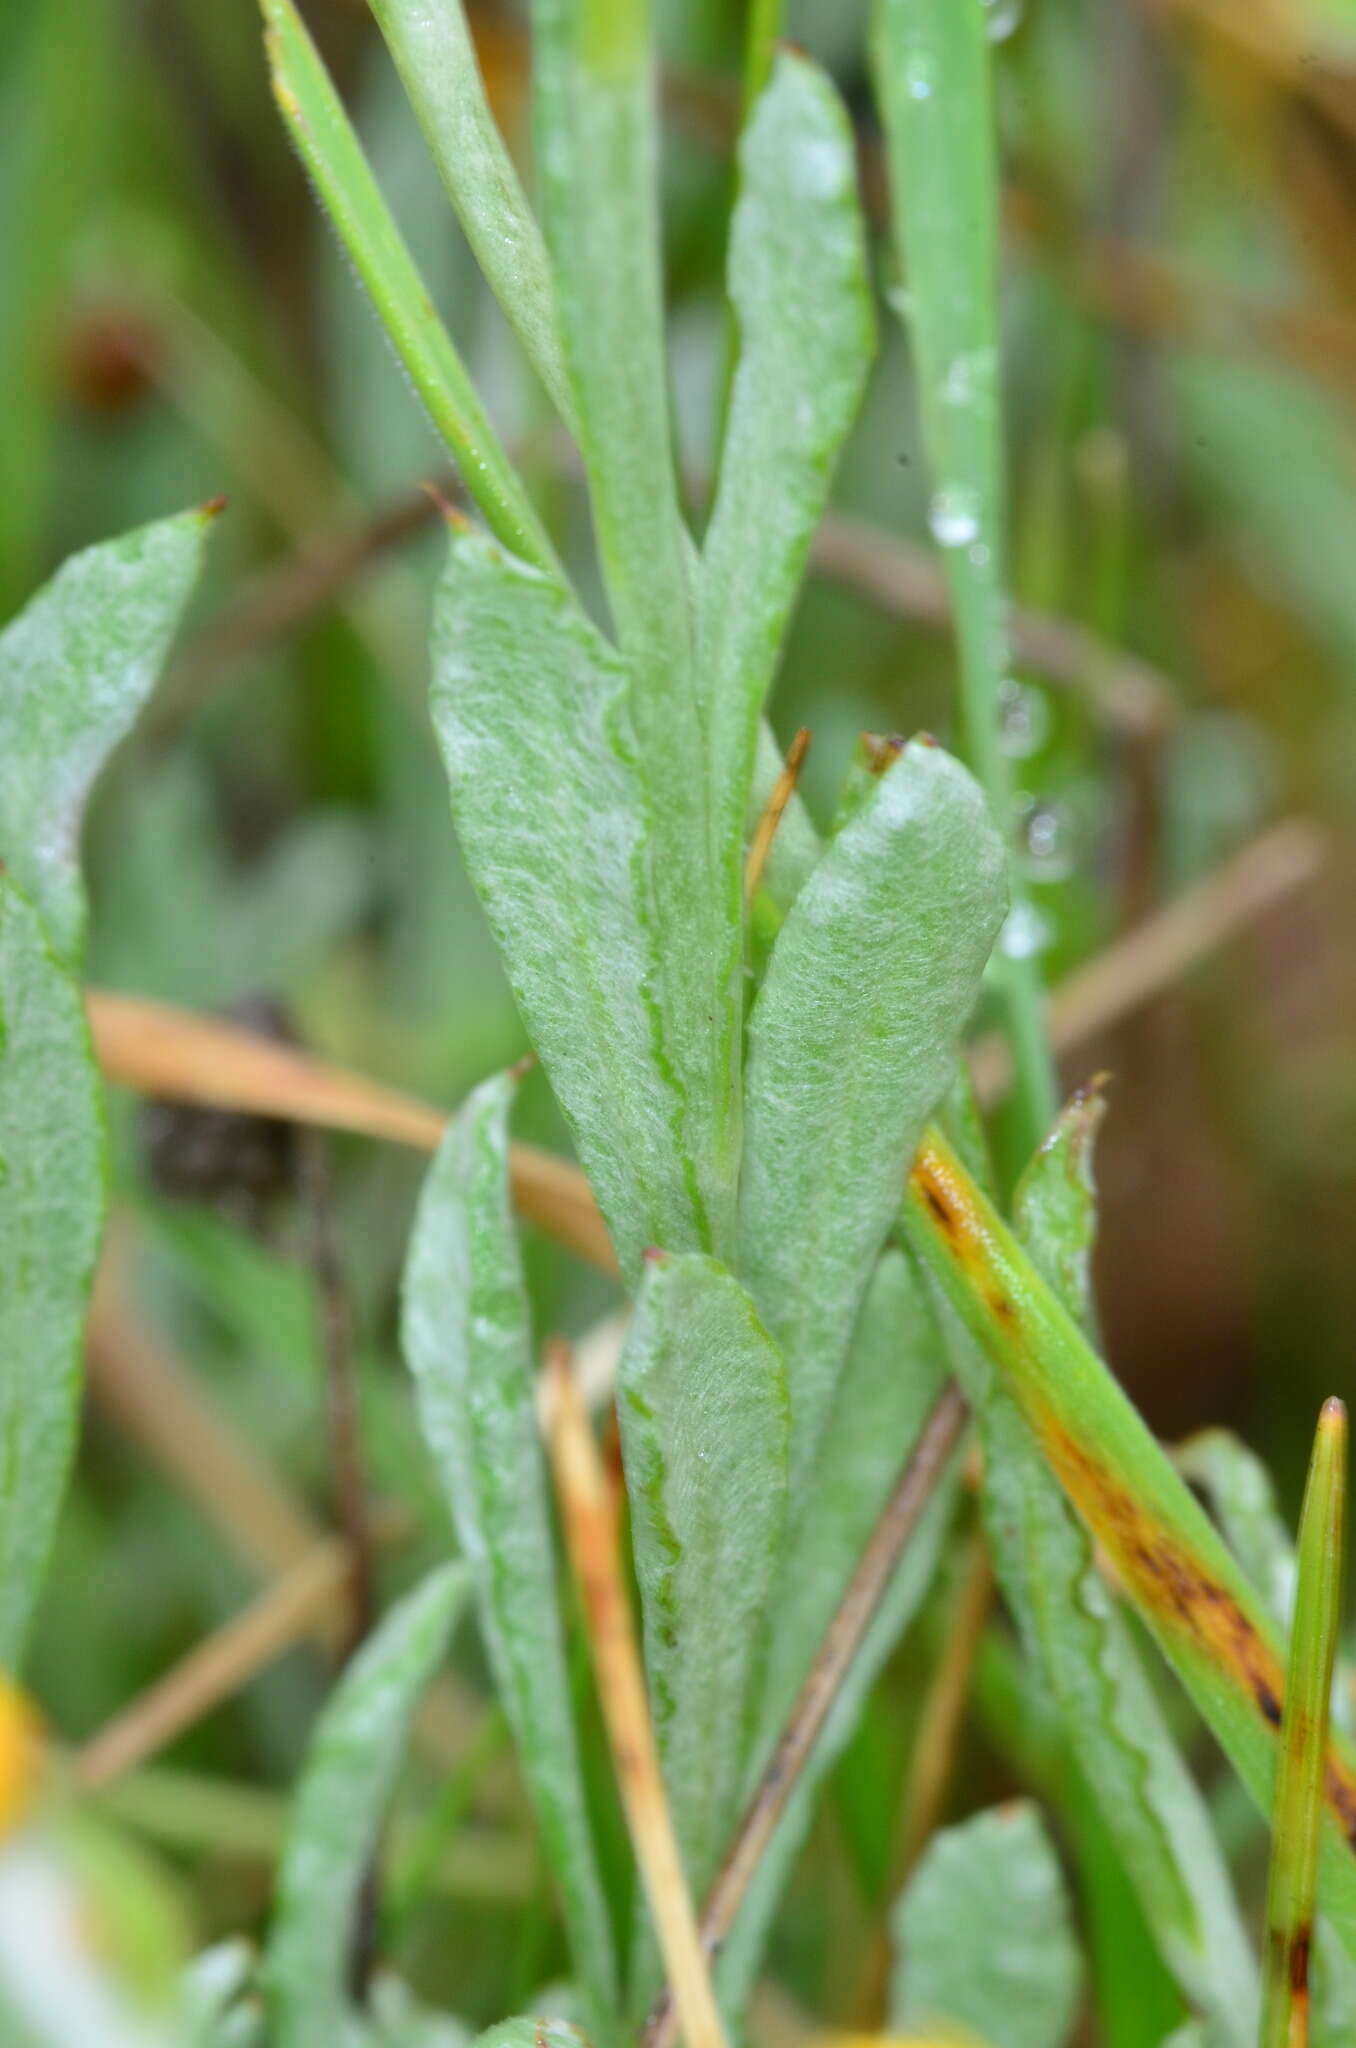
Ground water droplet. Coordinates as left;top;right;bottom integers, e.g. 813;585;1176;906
997;679;1051;759
968;540;991;569
906;53;935;99
928;487;980;548
1000;900;1052;960
983;0;1024;41
1020;797;1076;881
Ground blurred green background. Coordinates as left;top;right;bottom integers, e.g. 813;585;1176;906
4;0;1356;2025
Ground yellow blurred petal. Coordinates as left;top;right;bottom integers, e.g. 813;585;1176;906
0;1676;44;1837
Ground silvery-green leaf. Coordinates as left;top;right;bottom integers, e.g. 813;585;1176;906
182;1940;256;2045
0;881;106;1665
401;1074;618;2036
965;1092;1257;2041
699;51;873;917
737;739;1005;1491
718;1340;963;2019
429;530;705;1278
366;0;576;427
366;1974;474;2048
0;507;213;969
750;1248;947;1767
890;1801;1083;2048
529;0;736;1247
264;1564;469;2048
616;1253;789;2007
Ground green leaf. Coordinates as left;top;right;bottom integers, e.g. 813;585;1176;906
964;1091;1258;2040
1260;1399;1347;2048
903;1125;1356;1964
616;1252;789;2005
737;739;1005;1491
1174;1430;1301;1637
401;1073;619;2035
0;880;106;1666
0;506;212;970
717;1254;961;2017
467;2023;587;2048
698;50;874;910
263;1563;469;2048
890;1801;1083;2048
260;0;557;573
366;0;576;428
529;0;736;1249
751;1248;947;1763
427;527;705;1279
872;0;1055;1155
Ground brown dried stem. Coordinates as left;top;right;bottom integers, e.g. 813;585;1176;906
744;726;811;904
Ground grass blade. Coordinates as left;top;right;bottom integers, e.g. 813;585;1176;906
970;1090;1258;2038
872;0;1056;1155
0;506;214;970
0;882;107;1665
401;1073;619;2036
263;1563;469;2047
427;525;706;1278
1260;1399;1348;2048
902;1126;1356;1961
890;1802;1083;2048
737;739;1005;1492
366;0;577;427
260;0;557;572
699;50;874;910
617;1253;789;2009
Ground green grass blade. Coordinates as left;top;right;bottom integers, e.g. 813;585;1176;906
260;0;557;571
366;0;577;428
427;525;706;1278
698;50;874;908
890;1801;1084;2048
401;1072;620;2036
1260;1398;1348;2048
0;507;214;970
263;1563;469;2047
737;740;1006;1494
617;1252;789;2010
970;1091;1257;2038
902;1127;1356;1962
872;0;1056;1156
530;0;736;1255
0;881;107;1666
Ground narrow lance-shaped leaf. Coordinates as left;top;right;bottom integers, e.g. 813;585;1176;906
889;1802;1083;2048
530;0;736;1249
699;50;874;914
1260;1398;1348;2048
966;1089;1257;2039
263;1563;469;2048
0;881;107;1665
428;528;704;1280
0;506;213;970
400;1073;619;2035
366;0;577;429
259;0;557;573
872;0;1055;1152
616;1253;789;2010
737;739;1005;1493
718;1251;961;2018
903;1125;1356;1962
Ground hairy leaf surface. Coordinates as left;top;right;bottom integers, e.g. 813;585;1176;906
401;1073;618;2033
700;50;873;914
264;1564;468;2048
0;882;106;1665
428;529;704;1279
737;740;1004;1490
890;1802;1083;2048
617;1253;789;2004
0;507;212;969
